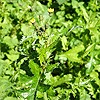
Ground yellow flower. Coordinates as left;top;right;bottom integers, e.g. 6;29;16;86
30;18;35;24
48;8;54;13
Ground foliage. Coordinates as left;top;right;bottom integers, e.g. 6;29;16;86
0;0;100;100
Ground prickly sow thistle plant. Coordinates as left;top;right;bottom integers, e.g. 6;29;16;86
0;0;100;100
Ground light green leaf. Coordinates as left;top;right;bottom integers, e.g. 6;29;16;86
36;1;46;12
37;91;43;98
56;0;66;5
80;5;89;23
37;46;46;65
44;92;48;100
80;89;91;100
29;60;40;77
82;43;95;58
28;60;41;99
61;36;68;50
94;65;100;72
5;50;19;61
53;74;72;87
72;0;78;8
21;24;34;36
85;57;95;75
90;71;98;79
3;36;18;48
0;60;4;75
6;54;19;61
4;97;17;100
90;71;100;86
59;44;85;63
0;77;12;99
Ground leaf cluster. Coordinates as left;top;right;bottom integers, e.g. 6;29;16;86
0;0;100;100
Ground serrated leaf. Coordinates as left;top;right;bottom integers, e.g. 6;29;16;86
53;74;72;87
37;46;46;65
59;44;85;63
28;60;41;99
29;60;40;77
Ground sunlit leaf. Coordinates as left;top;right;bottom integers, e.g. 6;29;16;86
90;70;100;86
56;0;66;5
5;50;19;61
4;97;17;100
61;35;68;50
21;24;34;36
59;44;85;63
0;0;100;99
80;89;91;100
29;60;40;77
3;36;18;48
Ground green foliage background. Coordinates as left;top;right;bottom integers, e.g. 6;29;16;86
0;0;100;100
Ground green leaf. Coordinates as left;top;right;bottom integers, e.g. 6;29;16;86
80;89;91;100
19;74;33;84
44;92;48;100
44;73;72;87
0;77;12;99
5;50;19;61
0;60;4;75
4;97;17;100
29;60;40;77
1;16;13;35
28;60;41;99
36;1;47;12
94;65;100;72
90;71;100;86
61;36;68;50
0;0;100;99
56;0;66;5
59;44;85;63
85;56;96;76
72;0;78;8
37;91;43;98
53;74;72;87
6;54;19;61
21;24;34;36
0;60;12;75
36;46;46;66
79;5;89;23
82;43;95;58
3;36;18;48
46;63;59;72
